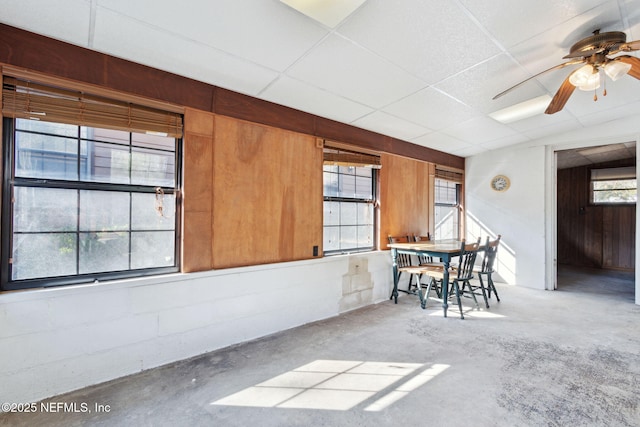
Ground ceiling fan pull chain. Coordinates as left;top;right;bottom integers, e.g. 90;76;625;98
602;69;607;96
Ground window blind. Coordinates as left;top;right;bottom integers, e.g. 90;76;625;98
591;167;635;181
2;77;183;138
435;167;463;183
323;147;381;168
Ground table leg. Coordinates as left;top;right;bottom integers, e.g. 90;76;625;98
442;259;450;317
390;248;399;303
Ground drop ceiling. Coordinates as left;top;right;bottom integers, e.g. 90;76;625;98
1;0;640;158
557;141;636;169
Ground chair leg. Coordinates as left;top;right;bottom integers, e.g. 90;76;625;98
477;275;490;308
407;273;415;293
488;274;500;302
434;279;442;298
452;281;464;319
463;280;479;308
422;277;434;309
416;274;426;308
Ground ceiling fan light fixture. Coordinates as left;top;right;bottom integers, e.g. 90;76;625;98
577;70;601;91
604;60;632;81
569;64;597;88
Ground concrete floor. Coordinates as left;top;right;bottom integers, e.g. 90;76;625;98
2;266;639;427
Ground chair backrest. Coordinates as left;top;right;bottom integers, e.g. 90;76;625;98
388;235;413;268
455;238;481;280
388;235;410;244
413;233;431;242
413;234;433;264
480;235;501;274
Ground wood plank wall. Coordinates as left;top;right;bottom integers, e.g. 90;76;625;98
211;116;323;269
557;158;636;271
0;23;457;272
379;153;434;249
0;24;463;169
182;108;215;272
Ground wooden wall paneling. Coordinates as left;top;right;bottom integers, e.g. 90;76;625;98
379;153;432;249
557;159;635;271
0;24;214;111
603;205;636;269
0;24;465;172
214;88;315;135
212;116;323;269
182;108;214;272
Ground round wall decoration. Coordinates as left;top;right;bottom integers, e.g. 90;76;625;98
490;174;510;192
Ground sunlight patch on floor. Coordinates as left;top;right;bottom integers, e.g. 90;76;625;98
210;360;449;411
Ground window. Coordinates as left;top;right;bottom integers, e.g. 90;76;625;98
323;147;379;254
591;166;637;204
1;78;182;290
434;178;460;240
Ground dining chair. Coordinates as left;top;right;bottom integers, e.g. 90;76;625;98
424;238;481;319
463;235;502;307
388;235;416;294
413;233;443;267
388;235;442;298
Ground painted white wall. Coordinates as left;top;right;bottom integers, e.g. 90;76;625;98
0;251;394;404
466;115;640;301
465;144;547;289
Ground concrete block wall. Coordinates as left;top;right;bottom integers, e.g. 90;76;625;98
0;251;393;404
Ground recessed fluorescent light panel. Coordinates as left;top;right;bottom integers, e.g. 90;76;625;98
280;0;367;28
489;95;552;124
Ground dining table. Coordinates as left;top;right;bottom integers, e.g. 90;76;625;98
388;239;463;318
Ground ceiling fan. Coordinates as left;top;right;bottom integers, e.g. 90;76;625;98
494;30;640;114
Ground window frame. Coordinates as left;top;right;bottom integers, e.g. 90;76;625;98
322;157;379;255
590;166;637;206
434;178;461;240
1;117;183;290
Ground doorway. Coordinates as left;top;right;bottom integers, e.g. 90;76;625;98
554;142;636;298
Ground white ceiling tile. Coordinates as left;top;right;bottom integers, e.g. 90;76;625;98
576;100;640;127
286;34;426;108
507;109;576;132
508;2;623;76
480;134;531;150
93;8;279;96
0;0;91;46
260;76;373;123
436;54;548;115
451;145;487;157
521;117;584;141
442;116;519;144
338;0;501;84
97;0;329;71
383;88;478;131
3;0;638;158
351;111;431;141
411;132;471;152
459;0;611;48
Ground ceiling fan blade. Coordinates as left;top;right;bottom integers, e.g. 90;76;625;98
618;40;640;52
615;55;640;79
563;47;603;59
544;73;576;114
493;59;584;100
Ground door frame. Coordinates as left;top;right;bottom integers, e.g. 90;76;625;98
545;137;639;304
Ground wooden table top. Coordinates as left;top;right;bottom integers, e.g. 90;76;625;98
387;239;463;253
